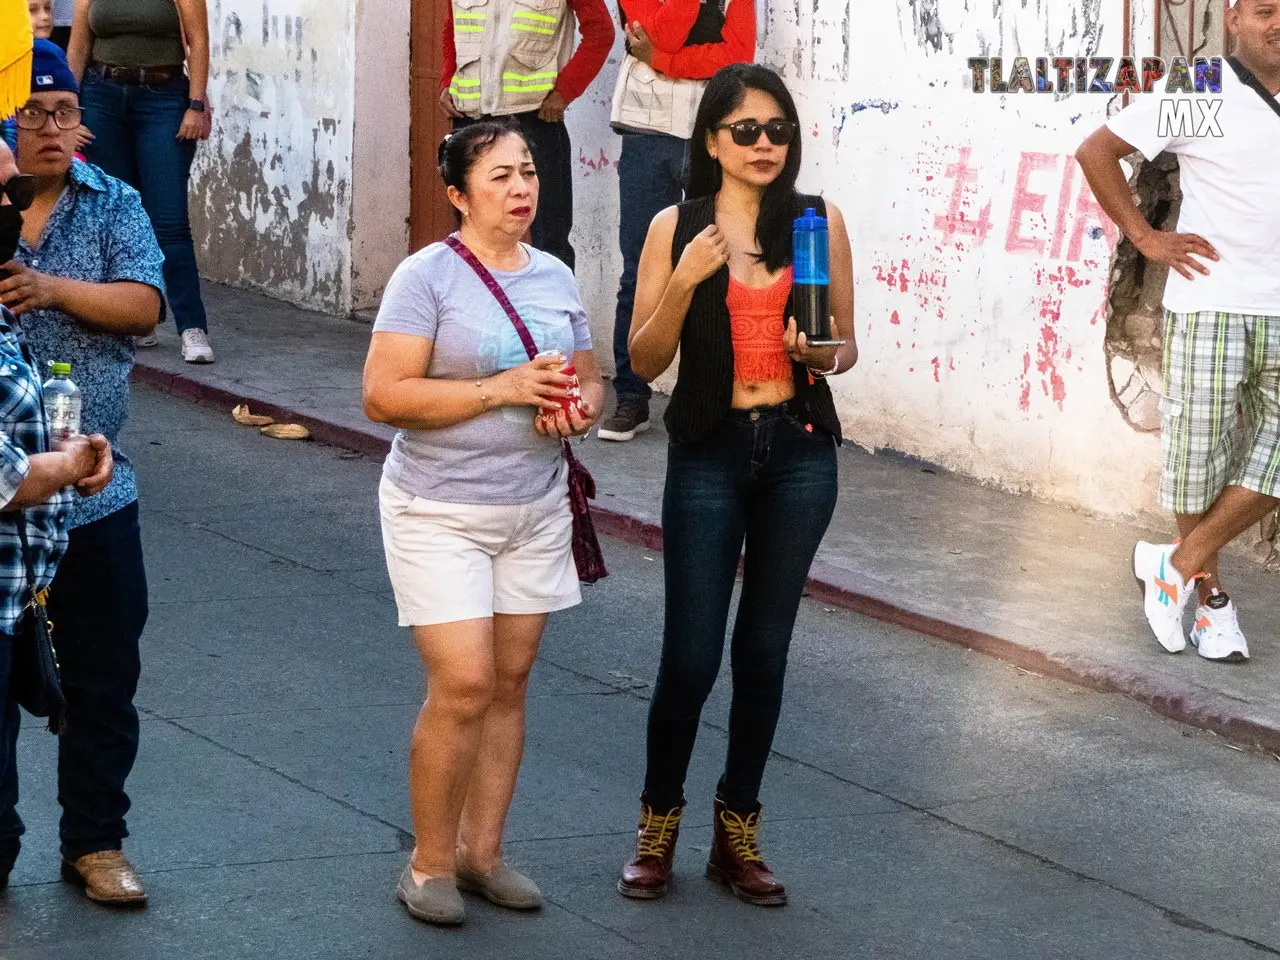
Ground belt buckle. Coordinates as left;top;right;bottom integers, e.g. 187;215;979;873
749;411;760;422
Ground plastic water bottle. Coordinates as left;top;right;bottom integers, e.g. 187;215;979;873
43;362;82;442
793;207;833;344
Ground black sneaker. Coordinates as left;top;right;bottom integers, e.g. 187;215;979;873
598;398;650;442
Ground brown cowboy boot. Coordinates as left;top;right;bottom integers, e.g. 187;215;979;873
61;850;147;906
617;798;685;899
706;797;787;906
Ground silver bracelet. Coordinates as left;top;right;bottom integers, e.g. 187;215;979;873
808;357;840;378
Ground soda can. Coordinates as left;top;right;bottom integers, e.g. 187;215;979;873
534;350;583;423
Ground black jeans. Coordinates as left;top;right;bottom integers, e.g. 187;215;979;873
0;628;15;877
643;406;838;811
454;111;575;271
0;502;148;866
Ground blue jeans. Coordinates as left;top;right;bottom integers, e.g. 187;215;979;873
643;406;838;809
0;503;148;864
80;70;208;334
613;133;689;402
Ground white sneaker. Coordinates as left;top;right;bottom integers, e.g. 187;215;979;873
1133;541;1191;653
1190;592;1250;663
181;328;215;364
135;333;158;348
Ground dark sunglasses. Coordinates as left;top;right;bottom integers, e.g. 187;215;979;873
715;119;797;147
0;175;36;212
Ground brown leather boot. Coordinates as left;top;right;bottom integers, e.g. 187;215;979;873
61;850;147;906
617;798;685;899
706;798;787;906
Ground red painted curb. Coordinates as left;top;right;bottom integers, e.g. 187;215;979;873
134;360;1280;757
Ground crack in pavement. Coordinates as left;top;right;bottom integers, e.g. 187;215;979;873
139;708;416;850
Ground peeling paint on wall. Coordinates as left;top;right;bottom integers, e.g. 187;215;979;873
191;0;354;314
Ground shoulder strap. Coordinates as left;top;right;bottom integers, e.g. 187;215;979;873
6;511;38;599
444;235;539;361
1228;57;1280;122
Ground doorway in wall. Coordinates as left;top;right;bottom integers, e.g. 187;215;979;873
410;0;456;250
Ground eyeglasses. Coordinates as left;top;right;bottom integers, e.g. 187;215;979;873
14;105;83;132
0;175;35;211
714;119;797;147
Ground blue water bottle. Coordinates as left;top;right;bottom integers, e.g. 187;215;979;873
793;206;837;344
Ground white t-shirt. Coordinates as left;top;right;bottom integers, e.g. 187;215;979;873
1106;65;1280;315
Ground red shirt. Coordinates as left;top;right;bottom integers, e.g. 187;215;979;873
619;0;755;80
727;267;794;384
440;0;616;104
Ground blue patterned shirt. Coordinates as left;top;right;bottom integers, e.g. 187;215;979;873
0;118;14;152
0;306;71;634
15;160;165;529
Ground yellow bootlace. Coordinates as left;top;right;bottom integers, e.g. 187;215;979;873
719;808;765;864
635;803;683;859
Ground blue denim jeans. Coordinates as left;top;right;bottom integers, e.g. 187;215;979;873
643;406;838;810
0;503;148;864
613;133;689;402
80;69;207;334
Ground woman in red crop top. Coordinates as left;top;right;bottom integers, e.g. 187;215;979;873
616;63;857;909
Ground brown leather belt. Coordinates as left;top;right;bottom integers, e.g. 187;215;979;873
90;62;185;86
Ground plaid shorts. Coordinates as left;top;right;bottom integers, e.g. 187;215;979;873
1160;310;1280;513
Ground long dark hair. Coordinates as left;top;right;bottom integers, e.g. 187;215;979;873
687;63;803;272
437;120;526;226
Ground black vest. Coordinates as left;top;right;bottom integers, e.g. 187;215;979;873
663;193;845;446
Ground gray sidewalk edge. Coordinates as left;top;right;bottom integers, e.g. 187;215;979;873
132;360;1280;759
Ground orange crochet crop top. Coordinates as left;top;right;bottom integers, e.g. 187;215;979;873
726;266;793;384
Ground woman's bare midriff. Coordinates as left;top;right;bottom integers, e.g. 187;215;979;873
731;379;795;410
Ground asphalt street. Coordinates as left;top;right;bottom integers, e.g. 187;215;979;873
1;386;1278;960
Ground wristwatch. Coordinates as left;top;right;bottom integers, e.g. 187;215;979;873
188;98;206;113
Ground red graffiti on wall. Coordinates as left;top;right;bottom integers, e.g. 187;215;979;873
1004;152;1120;260
1017;266;1093;411
577;148;617;174
932;147;995;246
931;148;1120;264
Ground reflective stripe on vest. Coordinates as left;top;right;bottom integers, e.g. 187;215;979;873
502;70;557;93
454;11;485;31
449;77;482;100
512;10;557;34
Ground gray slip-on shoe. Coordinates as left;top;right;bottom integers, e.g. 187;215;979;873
397;865;465;925
456;862;542;910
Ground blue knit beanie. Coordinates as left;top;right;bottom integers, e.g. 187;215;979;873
30;38;77;95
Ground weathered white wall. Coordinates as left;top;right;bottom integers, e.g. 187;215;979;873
566;0;1177;520
192;0;356;314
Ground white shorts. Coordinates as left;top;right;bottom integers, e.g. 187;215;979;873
378;473;581;627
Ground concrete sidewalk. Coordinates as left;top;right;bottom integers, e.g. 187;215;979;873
134;283;1280;753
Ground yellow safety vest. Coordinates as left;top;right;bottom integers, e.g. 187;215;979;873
449;0;575;118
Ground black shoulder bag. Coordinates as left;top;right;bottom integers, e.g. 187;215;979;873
1228;57;1280;121
7;513;67;734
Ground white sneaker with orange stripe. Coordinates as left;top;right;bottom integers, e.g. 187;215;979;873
1190;592;1249;663
1133;541;1192;653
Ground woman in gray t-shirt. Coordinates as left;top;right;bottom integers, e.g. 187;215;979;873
363;122;603;926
